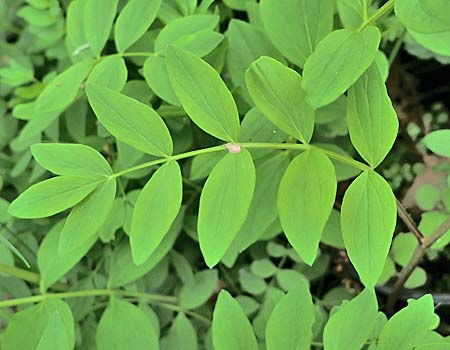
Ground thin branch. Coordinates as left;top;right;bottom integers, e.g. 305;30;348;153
396;198;425;245
386;216;450;314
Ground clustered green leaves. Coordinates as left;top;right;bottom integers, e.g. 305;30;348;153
1;0;450;349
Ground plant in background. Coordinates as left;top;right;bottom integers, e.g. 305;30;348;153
1;0;450;349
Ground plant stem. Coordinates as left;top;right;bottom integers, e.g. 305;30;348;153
0;289;177;309
112;142;370;178
154;302;211;325
388;27;406;65
395;199;425;244
360;0;395;29
386;216;450;314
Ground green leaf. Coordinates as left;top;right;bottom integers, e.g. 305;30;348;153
226;19;285;104
18;60;94;140
341;171;397;287
86;83;173;156
321;209;345;249
66;0;93;61
155;15;219;53
347;63;399;167
391;233;417;267
8;176;101;219
415;184;441;210
87;56;128;92
31;143;112;178
58;179;116;254
423;130;450;158
131;162;182;265
278;149;336;265
179;269;218;309
408;30;450;56
166;45;240;142
2;299;75;350
108;210;184;288
404;267;427;289
161;313;198;350
38;220;96;292
84;0;119;56
323;288;378;350
260;0;334;67
246;56;314;143
302;27;381;108
96;298;158;350
198;149;255;267
378;295;439;350
266;280;315;350
212;290;258;350
143;55;180;106
190;151;226;180
337;0;372;28
114;0;161;52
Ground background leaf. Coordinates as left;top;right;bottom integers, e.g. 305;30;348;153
87;56;128;91
423;129;450;158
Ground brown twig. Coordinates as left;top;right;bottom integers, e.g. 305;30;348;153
386;216;450;314
396;198;425;245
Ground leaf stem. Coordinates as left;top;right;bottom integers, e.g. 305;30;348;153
360;0;395;29
395;198;425;244
0;289;177;309
111;142;370;178
386;216;450;314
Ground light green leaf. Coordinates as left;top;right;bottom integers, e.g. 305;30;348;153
2;299;74;350
212;290;258;350
423;130;450;158
143;55;180;106
321;209;345;249
226;19;285;104
131;162;182;265
84;0;119;56
341;171;397;287
97;298;158;350
409;30;450;56
87;56;128;92
161;313;198;350
190;152;225;180
391;233;417;267
378;294;439;350
108;210;184;288
404;267;427;289
38;221;96;292
323;288;378;350
266;280;315;350
166;46;240;142
347;63;399;167
246;56;314;143
260;0;334;67
86;83;173;156
58;179;116;254
278;149;336;265
114;0;161;52
179;269;218;309
8;176;101;219
31;143;112;178
337;0;372;28
18;60;94;140
198;149;255;267
302;27;381;108
155;15;219;53
66;0;93;61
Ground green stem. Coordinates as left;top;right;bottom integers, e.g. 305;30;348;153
360;0;395;29
0;289;177;309
112;143;370;178
107;52;154;59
